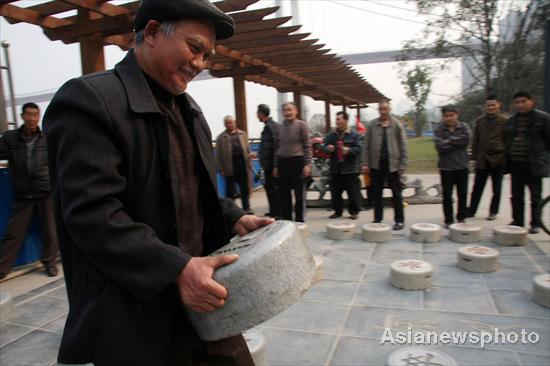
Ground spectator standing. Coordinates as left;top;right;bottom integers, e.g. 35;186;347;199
257;104;281;218
362;100;408;230
216;115;254;214
505;91;550;234
273;102;312;222
467;95;508;221
0;103;59;279
434;105;472;228
323;111;363;219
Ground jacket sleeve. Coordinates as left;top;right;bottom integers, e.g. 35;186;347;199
434;127;453;153
397;122;408;171
0;134;6;161
215;135;224;173
219;197;245;233
362;123;371;167
43;78;190;302
322;133;334;154
347;132;361;158
302;122;312;165
447;124;471;150
471;118;480;160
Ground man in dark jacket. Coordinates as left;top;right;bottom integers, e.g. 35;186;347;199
0;103;59;279
43;1;272;365
468;95;508;220
323;111;362;219
506;91;550;234
434;105;471;228
257;104;281;218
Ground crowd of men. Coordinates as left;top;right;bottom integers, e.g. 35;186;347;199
218;92;548;234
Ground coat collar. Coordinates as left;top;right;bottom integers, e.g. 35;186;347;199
114;50;203;115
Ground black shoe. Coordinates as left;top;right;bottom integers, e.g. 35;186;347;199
487;214;497;221
393;222;404;230
46;265;58;277
329;213;342;219
444;221;453;229
264;212;273;217
350;214;358;220
509;221;523;227
245;209;255;215
373;220;382;223
0;273;6;280
529;226;540;234
465;212;474;218
458;219;465;224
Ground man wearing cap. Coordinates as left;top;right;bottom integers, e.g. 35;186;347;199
257;104;281;218
43;1;271;365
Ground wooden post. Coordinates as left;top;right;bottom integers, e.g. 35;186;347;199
324;101;331;133
78;9;105;75
233;76;247;133
293;91;302;120
343;105;347;113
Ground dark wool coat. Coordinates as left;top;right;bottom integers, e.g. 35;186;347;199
43;51;245;366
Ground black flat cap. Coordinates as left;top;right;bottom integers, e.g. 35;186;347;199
134;0;235;40
441;104;459;114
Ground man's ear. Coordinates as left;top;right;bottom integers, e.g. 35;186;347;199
143;20;162;47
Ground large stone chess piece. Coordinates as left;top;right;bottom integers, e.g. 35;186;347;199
457;245;499;273
449;223;482;243
390;259;434;290
410;223;441;243
185;221;316;341
493;225;528;246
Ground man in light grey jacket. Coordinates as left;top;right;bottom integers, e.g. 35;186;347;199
362;100;408;230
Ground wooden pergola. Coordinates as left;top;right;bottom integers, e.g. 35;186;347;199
1;0;385;132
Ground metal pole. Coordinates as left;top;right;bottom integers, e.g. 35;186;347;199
0;53;8;133
275;0;286;122
544;19;550;113
2;41;17;128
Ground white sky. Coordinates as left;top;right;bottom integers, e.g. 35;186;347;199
0;0;468;138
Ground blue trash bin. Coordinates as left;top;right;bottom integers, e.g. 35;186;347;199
0;168;44;266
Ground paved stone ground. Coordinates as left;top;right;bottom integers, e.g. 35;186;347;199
1;174;548;366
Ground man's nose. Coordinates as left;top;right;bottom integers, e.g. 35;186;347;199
191;56;206;71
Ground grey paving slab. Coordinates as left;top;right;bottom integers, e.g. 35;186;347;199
369;249;421;264
0;329;61;366
374;240;424;252
331;337;523;366
354;281;423;308
483;269;543;291
262;328;335;366
491;289;550;318
362;263;390;283
517;352;550;366
321;252;366;282
302;280;358;305
329;238;376;254
8;296;68;328
431;264;486;288
423;286;496;314
43;287;68;301
342;305;550;355
0;323;34;347
530;255;550;273
40;314;67;334
423;251;462;266
499;255;542;272
263;300;349;334
422;241;464;253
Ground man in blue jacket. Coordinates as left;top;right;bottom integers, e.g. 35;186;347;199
323;111;363;219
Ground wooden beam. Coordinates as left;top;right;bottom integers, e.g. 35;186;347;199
0;3;73;28
219;32;309;49
59;0;128;17
243;44;327;59
79;9;105;74
235;39;319;55
293;91;302;120
325;101;331;133
277;85;317;93
210;65;267;78
215;0;258;12
44;14;133;41
230;6;278;23
233;76;248;133
219;25;301;44
235;16;291;33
